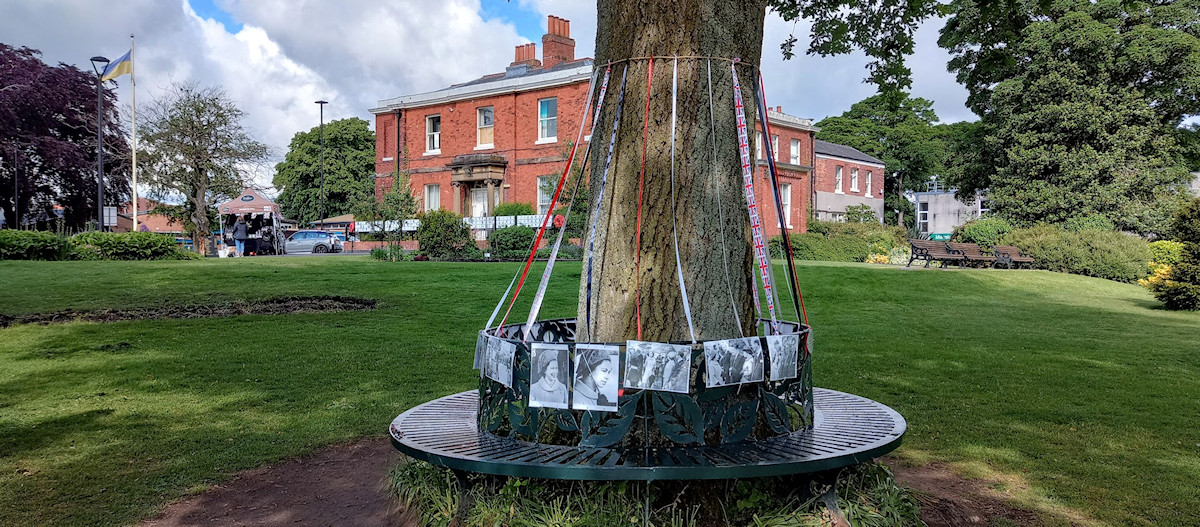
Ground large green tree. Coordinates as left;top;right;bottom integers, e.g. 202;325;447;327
940;0;1200;234
815;93;946;227
139;82;269;251
0;44;129;229
273;117;375;225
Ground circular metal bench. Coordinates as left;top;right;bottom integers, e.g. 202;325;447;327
390;387;905;480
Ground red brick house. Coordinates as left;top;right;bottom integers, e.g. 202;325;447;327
370;16;876;236
813;140;885;222
114;197;184;235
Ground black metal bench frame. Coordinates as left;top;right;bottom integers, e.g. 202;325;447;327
907;239;966;268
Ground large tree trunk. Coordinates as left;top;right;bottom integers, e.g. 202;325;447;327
579;0;766;343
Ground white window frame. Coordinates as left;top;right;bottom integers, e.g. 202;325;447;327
537;175;554;216
476;106;494;150
851;168;860;192
425;115;441;155
537;98;557;144
424;184;441;212
756;132;764;160
918;201;930;233
781;183;792;228
865;171;873;197
772;134;779;162
790;139;800;165
834;166;844;194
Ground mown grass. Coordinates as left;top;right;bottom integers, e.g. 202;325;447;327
1;257;1198;526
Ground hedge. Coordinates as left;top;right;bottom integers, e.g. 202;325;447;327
487;225;536;260
999;225;1150;283
69;231;198;260
416;209;480;260
0;230;69;260
770;221;907;263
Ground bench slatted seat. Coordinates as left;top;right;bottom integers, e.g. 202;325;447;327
907;239;966;268
993;245;1035;269
947;242;997;267
390;389;905;481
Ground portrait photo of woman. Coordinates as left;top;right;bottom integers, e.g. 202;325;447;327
529;343;569;409
572;344;619;411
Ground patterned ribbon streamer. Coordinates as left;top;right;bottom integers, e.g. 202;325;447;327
523;67;614;341
754;72;808;326
585;65;629;337
730;60;780;335
669;57;698;343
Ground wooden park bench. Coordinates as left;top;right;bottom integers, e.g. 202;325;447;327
907;239;966;268
993;245;1035;269
947;242;997;267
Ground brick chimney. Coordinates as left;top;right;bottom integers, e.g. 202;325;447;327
541;15;575;69
509;43;541;68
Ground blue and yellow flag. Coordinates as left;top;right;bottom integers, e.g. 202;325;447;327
101;50;132;81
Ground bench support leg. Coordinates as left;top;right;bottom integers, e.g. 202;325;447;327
814;473;849;527
450;469;474;527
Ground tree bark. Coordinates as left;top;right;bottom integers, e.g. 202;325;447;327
579;0;767;343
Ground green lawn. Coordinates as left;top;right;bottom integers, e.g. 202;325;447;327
1;257;1198;526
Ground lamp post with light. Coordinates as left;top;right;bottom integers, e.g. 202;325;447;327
90;56;109;230
315;100;327;229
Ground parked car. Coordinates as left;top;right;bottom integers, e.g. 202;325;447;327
284;230;343;254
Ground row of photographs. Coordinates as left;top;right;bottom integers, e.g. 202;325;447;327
475;334;805;412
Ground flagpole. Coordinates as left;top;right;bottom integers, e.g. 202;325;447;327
130;34;138;232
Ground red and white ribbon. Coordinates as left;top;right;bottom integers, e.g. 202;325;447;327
731;60;779;335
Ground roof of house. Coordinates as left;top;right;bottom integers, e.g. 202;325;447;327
814;139;885;166
371;58;594;114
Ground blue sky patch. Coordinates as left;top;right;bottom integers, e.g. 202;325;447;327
189;0;243;33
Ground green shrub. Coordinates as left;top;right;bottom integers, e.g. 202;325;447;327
1147;199;1200;310
487;225;536;260
0;230;69;260
952;217;1014;247
1064;215;1117;232
493;202;535;217
1000;225;1151;283
416;209;480;260
369;245;411;262
69;231;195;260
535;243;583;260
844;204;878;223
772;221;906;262
1149;240;1184;267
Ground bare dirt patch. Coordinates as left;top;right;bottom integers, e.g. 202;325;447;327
0;296;376;328
134;444;1042;527
139;438;403;527
886;457;1042;526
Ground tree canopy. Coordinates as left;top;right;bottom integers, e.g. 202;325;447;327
939;0;1200;234
0;44;129;230
273;117;376;225
138;82;268;249
815;93;946;227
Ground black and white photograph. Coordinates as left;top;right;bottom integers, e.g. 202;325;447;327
703;337;765;387
473;330;487;370
529;343;570;409
766;334;800;381
485;336;514;387
572;344;619;412
624;340;690;393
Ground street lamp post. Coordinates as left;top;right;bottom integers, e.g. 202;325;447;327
315;100;328;229
90;56;109;231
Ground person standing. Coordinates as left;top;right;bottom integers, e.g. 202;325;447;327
232;216;249;257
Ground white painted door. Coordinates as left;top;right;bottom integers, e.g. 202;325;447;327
471;188;488;217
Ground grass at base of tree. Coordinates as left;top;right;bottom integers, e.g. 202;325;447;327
1;258;1198;525
388;458;920;526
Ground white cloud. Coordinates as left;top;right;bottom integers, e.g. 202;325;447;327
1;0;973;193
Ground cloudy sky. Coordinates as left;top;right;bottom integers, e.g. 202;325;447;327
2;0;972;191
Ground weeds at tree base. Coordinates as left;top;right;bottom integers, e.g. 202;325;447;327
388;458;923;526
